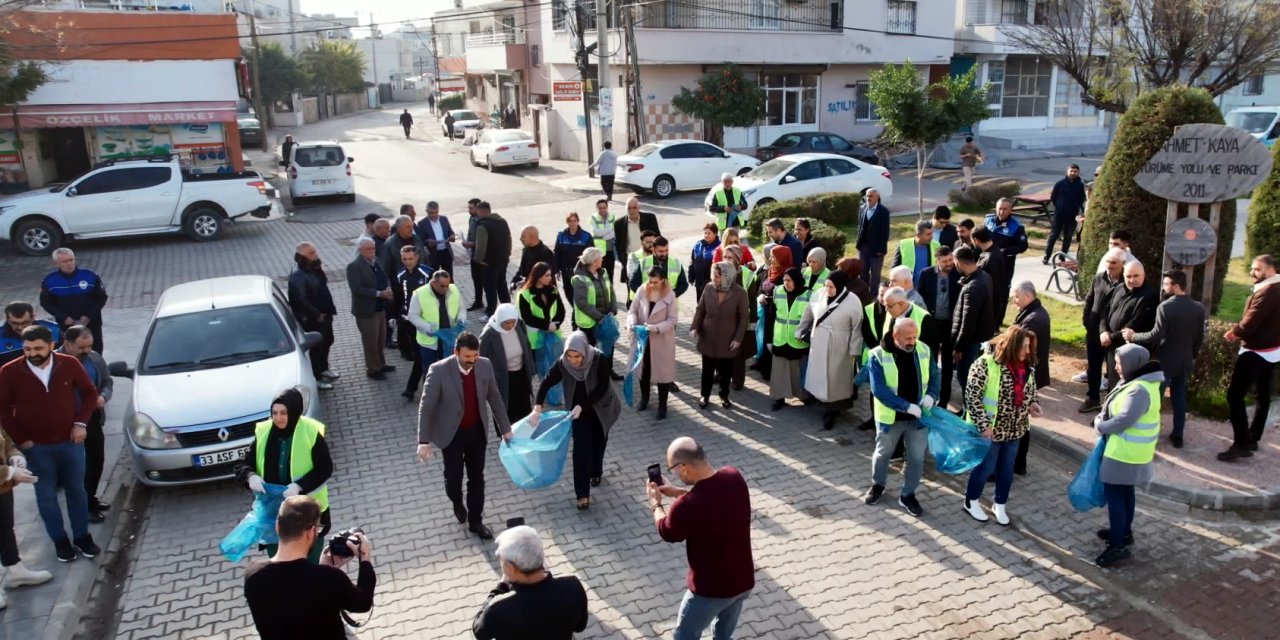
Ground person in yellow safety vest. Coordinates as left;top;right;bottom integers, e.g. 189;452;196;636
626;230;660;296
768;268;811;411
961;326;1042;527
862;317;940;518
856;286;935;431
891;219;940;288
630;236;689;303
588;199;617;280
801;247;831;292
707;173;748;233
570;248;621;381
1092;343;1163;568
235;388;332;563
407;270;464;371
721;244;758;390
517;262;566;352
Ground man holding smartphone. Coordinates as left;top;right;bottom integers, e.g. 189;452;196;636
645;437;753;640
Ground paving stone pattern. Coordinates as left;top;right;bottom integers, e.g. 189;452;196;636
1;219;1276;639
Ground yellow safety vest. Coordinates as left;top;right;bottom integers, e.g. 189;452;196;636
897;238;941;274
518;289;559;349
1102;379;1162;465
640;255;683;284
772;289;811;349
413;284;461;349
571;273;613;329
740;266;755;293
861;302;930;364
712;187;744;232
870;344;934;426
254;416;328;511
589;212;615;253
801;266;830;291
965;354;1003;424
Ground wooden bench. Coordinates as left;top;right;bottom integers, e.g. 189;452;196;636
1011;190;1053;224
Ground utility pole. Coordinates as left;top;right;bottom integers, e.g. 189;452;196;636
370;12;380;108
624;5;644;146
247;4;269;152
573;1;595;174
595;0;611;153
430;32;441;114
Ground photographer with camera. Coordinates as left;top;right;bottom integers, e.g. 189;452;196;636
245;496;375;639
472;525;587;640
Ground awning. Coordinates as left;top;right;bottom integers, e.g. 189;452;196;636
14;101;238;128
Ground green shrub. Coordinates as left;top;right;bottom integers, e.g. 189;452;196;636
1080;85;1235;312
1187;319;1237;419
438;93;465;111
1246;138;1280;260
746;192;862;240
947;182;1021;212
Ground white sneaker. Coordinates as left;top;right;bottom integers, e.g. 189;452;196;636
316;380;334;390
5;561;53;588
1100;379;1110;392
964;499;989;522
1071;372;1088;383
320;370;341;381
992;503;1011;526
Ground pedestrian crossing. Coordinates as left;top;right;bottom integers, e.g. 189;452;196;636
893;168;1052;193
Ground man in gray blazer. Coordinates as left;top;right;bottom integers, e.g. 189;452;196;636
347;238;395;379
416;332;513;540
1123;270;1205;449
59;325;112;521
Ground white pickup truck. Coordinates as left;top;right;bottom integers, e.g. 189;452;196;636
0;156;274;256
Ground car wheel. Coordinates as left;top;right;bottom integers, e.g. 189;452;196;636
183;207;223;242
528;162;539;169
652;175;675;198
487;156;498;173
470;151;479;167
755;198;776;209
13;218;62;256
736;166;752;177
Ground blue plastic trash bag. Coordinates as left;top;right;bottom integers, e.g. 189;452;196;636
535;330;565;406
436;324;464;353
1068;436;1108;512
499;411;573;489
922;408;990;474
623;326;650;407
598;315;621;359
220;483;288;562
754;303;766;355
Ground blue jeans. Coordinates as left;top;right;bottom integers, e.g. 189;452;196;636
955;342;982;410
1163;373;1188;438
418;344;442;372
673;588;751;640
965;439;1019;504
872;420;929;495
24;442;89;542
1103;482;1136;548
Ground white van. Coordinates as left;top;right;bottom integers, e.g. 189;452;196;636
1225;107;1280;148
287;140;355;202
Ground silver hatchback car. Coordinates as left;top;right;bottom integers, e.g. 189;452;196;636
109;276;323;486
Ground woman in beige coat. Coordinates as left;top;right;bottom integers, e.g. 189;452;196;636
691;261;748;410
629;266;678;419
799;271;865;430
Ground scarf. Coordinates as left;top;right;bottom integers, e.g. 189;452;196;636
713;262;736;292
768;246;794;283
782;267;805;305
562;331;596;381
488;303;519;334
270;388;304;434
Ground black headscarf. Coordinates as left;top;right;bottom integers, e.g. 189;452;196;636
271;388;304;434
782;267;805;305
827;270;850;298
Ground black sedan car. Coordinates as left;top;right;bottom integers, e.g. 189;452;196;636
756;132;878;164
236;117;263;147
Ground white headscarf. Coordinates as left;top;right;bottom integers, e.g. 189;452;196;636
488;303;519;334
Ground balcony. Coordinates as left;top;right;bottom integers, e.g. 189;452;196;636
958;0;1053;54
34;0;233;12
634;0;843;32
465;31;528;73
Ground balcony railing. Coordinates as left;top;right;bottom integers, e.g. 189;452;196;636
964;0;1051;26
36;0;234;12
465;30;526;47
633;0;843;32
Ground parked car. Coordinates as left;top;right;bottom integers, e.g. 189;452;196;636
756;132;879;164
286;140;355;202
1225;106;1280;148
108;275;323;486
705;153;893;216
443;109;483;138
0;156;273;256
468;129;540;170
616;140;759;198
237;116;263;147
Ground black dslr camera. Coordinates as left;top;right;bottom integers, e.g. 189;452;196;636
328;527;364;558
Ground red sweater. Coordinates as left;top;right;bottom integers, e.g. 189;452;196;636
0;353;98;445
658;467;755;598
459;367;480;429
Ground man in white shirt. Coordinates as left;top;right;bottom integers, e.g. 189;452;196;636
589;141;618;201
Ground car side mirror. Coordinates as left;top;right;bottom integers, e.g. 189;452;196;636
302;331;323;351
782;175;797;184
65;187;78;197
723;153;731;158
108;361;134;379
347;157;355;162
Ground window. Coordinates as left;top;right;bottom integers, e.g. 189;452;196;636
1053;68;1098;118
689;144;725;158
552;0;567;30
530;44;541;67
827;135;852;151
1000;56;1052;117
822;158;859;176
1001;0;1028;24
73;170;130;196
810;135;831;151
772;134;804;148
887;0;916;34
786;161;823;182
124;167;172;190
855;82;880;122
660;144;695;159
752;0;781;29
761;73;818;126
140;305;292;374
1243;75;1265;96
985;61;1005;115
295;146;346;167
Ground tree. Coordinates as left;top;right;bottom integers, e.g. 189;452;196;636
1246;140;1280;261
244;42;308;127
0;1;54;106
1004;0;1280;114
671;64;765;148
1081;85;1235;310
299;40;367;94
867;63;990;216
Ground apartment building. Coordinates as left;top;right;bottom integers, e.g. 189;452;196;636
432;0;547;128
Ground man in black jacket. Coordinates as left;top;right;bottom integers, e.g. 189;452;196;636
1077;247;1128;412
855;188;891;285
951;246;995;411
614;197;661;288
1044;164;1087;263
933;206;958;250
1099;261;1159;395
1123;270;1205;448
1012;280;1051;474
40;248;108;353
288;242;339;389
417;201;458;277
513;225;556;288
472;525;588;639
919;246;961;406
474;202;513;318
395;246;433;399
972;227;1009;325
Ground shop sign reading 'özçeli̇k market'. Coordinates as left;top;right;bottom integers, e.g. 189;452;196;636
14;102;239;129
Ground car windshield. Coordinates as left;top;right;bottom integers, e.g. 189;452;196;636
628;144;659;158
746;159;797;181
492;131;532;143
140;305;293;374
455;111;480;121
295;146;345;167
238;119;260;128
1226;111;1277;134
770;134;804;148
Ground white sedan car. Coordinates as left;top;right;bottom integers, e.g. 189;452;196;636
708;153;894;215
443;109;483;138
468;129;540;170
616;140;759;199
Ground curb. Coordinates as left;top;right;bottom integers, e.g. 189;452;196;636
1030;428;1280;513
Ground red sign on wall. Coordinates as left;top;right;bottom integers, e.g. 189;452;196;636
553;81;582;101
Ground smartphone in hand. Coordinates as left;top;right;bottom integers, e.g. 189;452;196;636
646;463;664;486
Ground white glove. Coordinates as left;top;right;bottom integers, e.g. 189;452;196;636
247;474;265;494
283;483;302;498
425;321;439;335
8;455;25;470
550;323;559;332
906;404;923;418
921;396;936;411
570;406;583;419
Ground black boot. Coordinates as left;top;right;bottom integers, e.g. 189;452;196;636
822;410;838;431
637;382;650;411
657;384;669;420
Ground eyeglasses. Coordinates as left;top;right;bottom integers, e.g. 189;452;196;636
667;462;685;473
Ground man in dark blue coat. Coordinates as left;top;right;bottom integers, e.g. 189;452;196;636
856;188;891;286
40;249;107;353
1044;164;1087;264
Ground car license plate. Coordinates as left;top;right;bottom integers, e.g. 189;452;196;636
511;155;530;162
192;447;249;467
313;179;335;185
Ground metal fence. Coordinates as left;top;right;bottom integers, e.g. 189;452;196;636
632;0;843;32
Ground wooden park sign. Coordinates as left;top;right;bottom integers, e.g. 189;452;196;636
1135;123;1274;307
